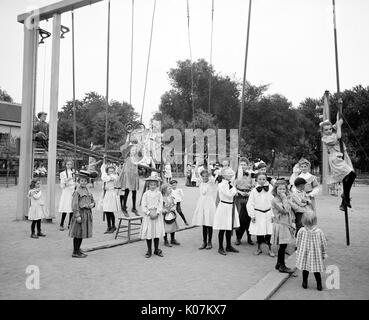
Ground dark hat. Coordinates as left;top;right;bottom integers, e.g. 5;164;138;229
169;180;178;185
75;170;93;179
294;177;307;187
37;111;47;119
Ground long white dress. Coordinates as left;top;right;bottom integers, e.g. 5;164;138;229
247;184;274;236
192;180;217;227
213;180;240;230
58;169;75;213
140;189;165;239
28;189;48;220
100;164;121;212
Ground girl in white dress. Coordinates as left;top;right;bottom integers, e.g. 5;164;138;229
140;175;165;258
213;167;240;255
192;170;217;250
28;178;47;238
100;162;121;234
58;160;76;231
247;172;275;257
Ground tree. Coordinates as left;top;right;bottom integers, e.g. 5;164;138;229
0;87;13;103
57;92;139;150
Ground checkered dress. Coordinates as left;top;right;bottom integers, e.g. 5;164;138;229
296;226;327;272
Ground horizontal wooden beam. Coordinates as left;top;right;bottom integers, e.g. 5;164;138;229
18;0;104;24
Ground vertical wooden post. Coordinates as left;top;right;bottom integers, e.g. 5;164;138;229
46;14;61;219
16;20;39;220
321;91;330;196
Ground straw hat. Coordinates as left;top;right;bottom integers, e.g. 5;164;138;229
144;171;161;182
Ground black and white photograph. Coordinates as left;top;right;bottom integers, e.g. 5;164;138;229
0;0;368;310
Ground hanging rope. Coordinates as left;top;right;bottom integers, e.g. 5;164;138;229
41;22;48;112
186;0;195;119
341;114;369;161
105;0;111;157
71;11;77;176
238;0;252;149
208;0;214;113
129;0;134;106
140;0;157;123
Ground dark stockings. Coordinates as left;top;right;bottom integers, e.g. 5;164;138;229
31;220;41;234
60;212;73;228
218;230;232;250
164;233;176;242
104;212;115;229
154;238;159;251
202;226;213;243
257;235;272;249
342;171;356;200
122;189;137;210
302;270;322;288
73;238;83;254
277;244;287;266
146;239;152;252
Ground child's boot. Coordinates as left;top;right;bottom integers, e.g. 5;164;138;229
314;272;323;291
199;242;207;250
302;270;309;289
31;233;38;239
164;237;172;247
205;241;212;250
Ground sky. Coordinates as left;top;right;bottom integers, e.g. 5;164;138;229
1;0;369;126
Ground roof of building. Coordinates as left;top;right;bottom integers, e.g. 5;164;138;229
0;101;21;123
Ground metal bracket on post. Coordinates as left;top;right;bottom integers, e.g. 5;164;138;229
60;25;70;38
38;28;51;44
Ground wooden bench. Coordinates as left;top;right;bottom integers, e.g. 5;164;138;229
115;216;143;242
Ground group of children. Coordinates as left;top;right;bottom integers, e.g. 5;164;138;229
27;155;328;289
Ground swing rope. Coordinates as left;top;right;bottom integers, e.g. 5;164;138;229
71;10;77;177
41;21;48;112
186;0;195;119
140;0;157;123
208;0;214;113
104;0;111;158
129;0;134;106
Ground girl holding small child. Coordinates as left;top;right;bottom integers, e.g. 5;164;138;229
28;178;47;238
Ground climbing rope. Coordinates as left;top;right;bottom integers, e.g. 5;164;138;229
140;0;157;123
129;0;134;106
208;0;214;113
71;10;77;176
186;0;195;119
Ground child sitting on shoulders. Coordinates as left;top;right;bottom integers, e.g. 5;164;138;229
271;179;296;273
28;178;47;239
296;211;328;291
169;180;189;226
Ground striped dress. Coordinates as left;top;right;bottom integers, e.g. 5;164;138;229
296;226;327;272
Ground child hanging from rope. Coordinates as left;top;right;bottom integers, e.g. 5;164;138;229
69;171;95;258
320;113;356;210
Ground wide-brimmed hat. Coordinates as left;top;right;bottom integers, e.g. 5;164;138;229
145;171;161;182
74;170;92;179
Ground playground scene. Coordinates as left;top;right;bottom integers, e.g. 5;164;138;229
0;0;369;301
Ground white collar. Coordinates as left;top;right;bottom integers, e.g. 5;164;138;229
299;172;312;180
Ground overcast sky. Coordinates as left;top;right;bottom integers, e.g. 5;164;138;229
1;0;369;125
